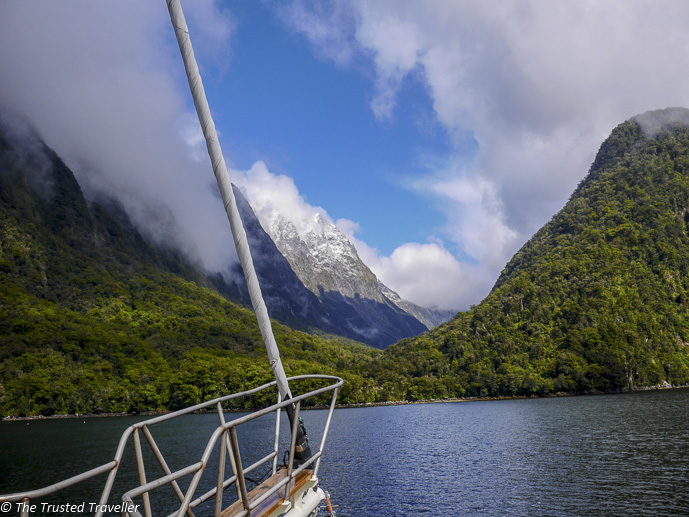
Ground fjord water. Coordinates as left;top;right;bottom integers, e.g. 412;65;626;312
1;388;688;516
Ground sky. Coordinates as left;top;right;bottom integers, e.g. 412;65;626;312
2;1;689;311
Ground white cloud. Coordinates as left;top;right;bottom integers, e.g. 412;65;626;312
355;6;424;120
336;220;485;310
284;0;689;308
378;243;486;310
277;0;359;67
5;1;689;313
232;161;331;239
0;1;238;272
414;167;517;270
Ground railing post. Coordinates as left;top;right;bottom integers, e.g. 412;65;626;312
214;428;227;516
19;497;30;517
217;402;243;504
273;392;282;476
229;427;250;514
314;387;339;478
133;428;152;517
285;400;301;502
141;426;195;517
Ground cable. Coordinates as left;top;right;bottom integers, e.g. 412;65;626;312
244;465;272;487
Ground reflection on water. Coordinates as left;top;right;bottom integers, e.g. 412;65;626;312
2;388;688;516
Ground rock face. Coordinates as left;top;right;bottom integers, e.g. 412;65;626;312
249;193;454;328
263;212;384;302
230;187;452;348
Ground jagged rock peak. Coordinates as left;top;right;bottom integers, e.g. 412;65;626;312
249;200;384;302
234;182;454;335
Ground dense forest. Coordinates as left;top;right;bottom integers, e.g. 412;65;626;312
0;122;381;416
3;109;689;417
376;109;689;398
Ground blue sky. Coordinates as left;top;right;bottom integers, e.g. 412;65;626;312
199;0;455;256
2;1;689;310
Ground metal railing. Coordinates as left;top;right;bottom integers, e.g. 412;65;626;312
0;374;342;517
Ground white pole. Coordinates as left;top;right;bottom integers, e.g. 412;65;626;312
165;0;292;400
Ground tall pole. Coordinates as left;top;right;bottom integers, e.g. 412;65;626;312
165;0;313;465
165;0;291;401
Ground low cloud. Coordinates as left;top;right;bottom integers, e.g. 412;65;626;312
378;243;487;311
0;109;55;200
634;107;689;138
231;161;331;240
337;225;486;311
0;1;238;272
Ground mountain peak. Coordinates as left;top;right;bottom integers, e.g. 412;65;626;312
226;187;432;347
247;195;384;302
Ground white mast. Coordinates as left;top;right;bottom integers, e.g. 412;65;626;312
165;0;292;401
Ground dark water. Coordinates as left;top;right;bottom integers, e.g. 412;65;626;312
2;388;688;516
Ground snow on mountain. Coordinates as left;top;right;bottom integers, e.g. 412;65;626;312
230;186;429;348
263;212;384;302
237;183;453;332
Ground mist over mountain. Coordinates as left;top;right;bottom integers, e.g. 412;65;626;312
0;111;211;296
0;113;395;416
0;111;444;350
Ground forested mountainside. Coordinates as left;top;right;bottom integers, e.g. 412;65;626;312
0;118;383;416
4;108;689;417
373;109;689;399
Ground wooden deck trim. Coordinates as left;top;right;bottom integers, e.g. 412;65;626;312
220;468;313;517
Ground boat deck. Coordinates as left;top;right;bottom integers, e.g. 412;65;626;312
221;469;314;517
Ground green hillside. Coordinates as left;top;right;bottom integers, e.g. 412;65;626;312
5;108;689;416
375;109;689;398
0;122;380;417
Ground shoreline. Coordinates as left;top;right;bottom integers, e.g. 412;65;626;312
3;382;687;422
331;381;689;410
